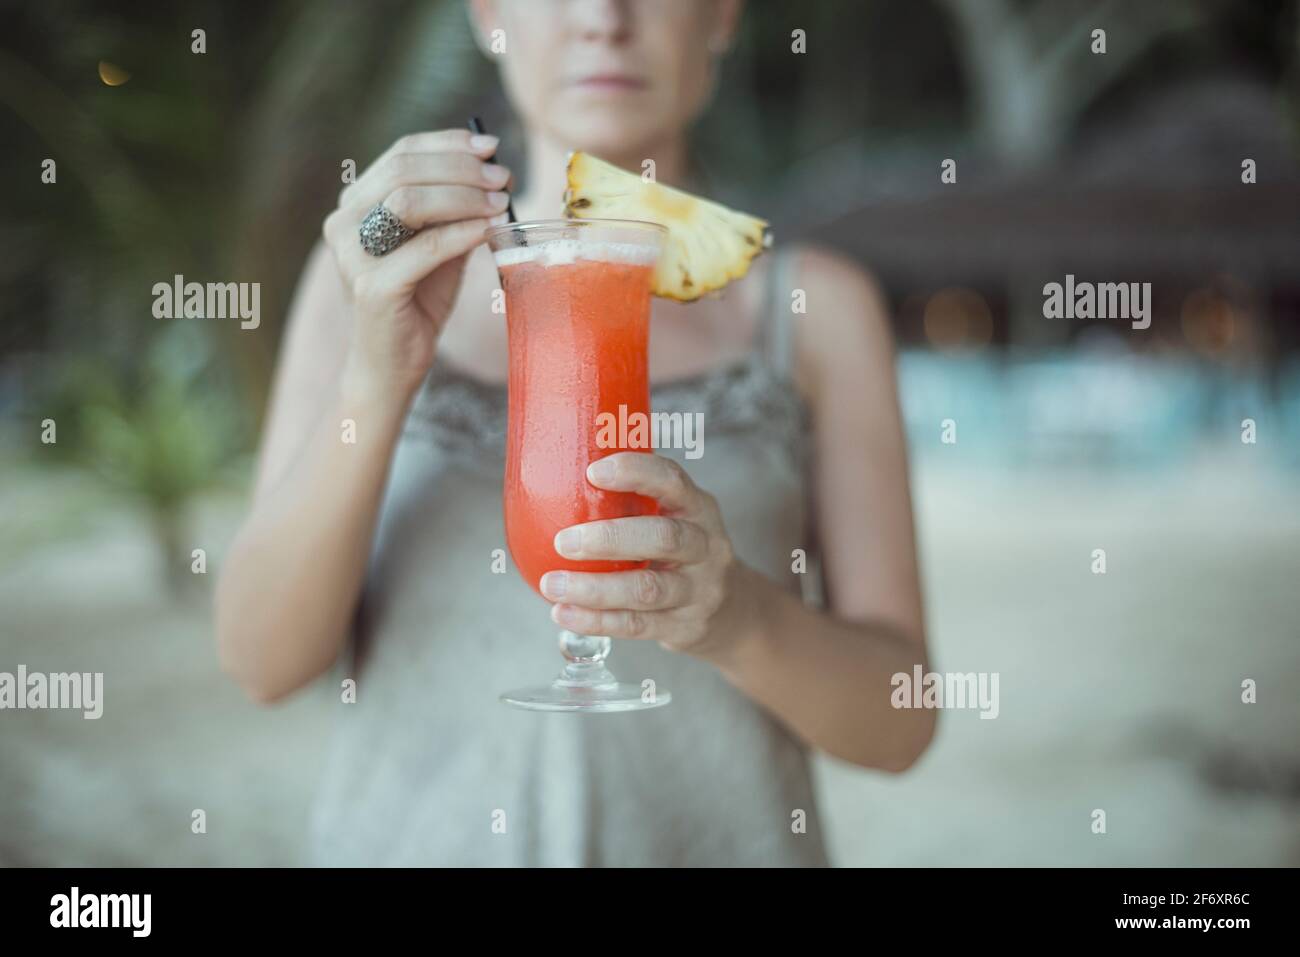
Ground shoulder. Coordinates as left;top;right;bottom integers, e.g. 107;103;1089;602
785;242;889;326
777;242;894;397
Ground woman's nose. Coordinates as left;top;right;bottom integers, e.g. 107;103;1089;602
569;0;634;44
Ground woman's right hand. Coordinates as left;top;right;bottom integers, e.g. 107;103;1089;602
322;129;513;403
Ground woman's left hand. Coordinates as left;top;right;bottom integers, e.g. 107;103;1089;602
539;452;754;658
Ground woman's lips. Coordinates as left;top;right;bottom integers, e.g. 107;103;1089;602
570;74;648;91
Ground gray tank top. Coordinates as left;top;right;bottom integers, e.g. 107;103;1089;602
309;251;830;866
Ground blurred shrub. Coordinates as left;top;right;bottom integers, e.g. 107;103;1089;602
33;325;245;591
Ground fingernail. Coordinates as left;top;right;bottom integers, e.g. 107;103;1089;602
470;133;499;151
587;457;616;483
540;572;568;599
555;527;581;557
484;164;510;186
489;212;510;226
487;190;510;210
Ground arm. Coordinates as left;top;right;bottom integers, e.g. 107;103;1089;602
536;248;934;771
215;129;512;703
213;294;414;703
721;247;933;770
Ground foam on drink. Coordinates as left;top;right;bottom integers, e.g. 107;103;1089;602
493;238;660;269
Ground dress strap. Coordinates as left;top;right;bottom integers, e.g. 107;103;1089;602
757;246;797;378
757;246;828;610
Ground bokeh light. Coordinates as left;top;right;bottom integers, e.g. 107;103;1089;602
923;288;994;352
97;60;130;86
1181;287;1237;357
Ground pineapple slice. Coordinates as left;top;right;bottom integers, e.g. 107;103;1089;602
563;151;771;302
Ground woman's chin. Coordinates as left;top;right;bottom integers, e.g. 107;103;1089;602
548;113;668;162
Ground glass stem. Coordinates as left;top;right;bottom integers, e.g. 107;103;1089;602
555;631;618;688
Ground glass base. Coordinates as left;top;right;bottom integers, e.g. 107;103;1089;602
501;655;671;713
501;682;671;713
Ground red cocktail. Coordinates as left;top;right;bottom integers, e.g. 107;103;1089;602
487;219;671;712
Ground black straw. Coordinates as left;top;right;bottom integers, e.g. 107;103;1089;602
468;116;517;224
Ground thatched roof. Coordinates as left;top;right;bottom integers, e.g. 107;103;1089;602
788;78;1299;286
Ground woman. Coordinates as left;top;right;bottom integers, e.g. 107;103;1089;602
215;0;934;866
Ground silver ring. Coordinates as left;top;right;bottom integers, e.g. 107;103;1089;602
359;203;416;256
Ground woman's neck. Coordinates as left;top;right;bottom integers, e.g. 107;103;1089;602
512;129;690;222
